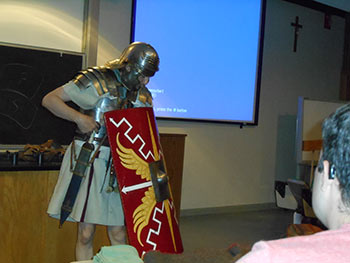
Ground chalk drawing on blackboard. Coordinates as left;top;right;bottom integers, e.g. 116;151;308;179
0;63;43;130
0;44;84;145
0;89;37;129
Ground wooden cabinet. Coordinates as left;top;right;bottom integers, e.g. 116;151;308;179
0;133;186;263
160;133;186;220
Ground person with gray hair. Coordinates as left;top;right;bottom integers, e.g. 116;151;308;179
237;103;350;263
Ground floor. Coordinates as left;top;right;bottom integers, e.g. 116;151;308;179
141;207;296;263
179;207;294;252
75;208;294;263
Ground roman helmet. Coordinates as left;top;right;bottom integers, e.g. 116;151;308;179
107;41;159;75
106;42;159;90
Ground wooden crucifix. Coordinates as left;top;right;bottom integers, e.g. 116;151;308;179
291;16;303;52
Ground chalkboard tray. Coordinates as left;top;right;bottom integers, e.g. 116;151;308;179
0;161;61;171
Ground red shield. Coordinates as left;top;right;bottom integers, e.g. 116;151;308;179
104;107;183;257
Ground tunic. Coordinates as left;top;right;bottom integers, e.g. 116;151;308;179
47;80;125;225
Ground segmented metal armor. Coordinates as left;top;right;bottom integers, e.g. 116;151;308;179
71;42;159;142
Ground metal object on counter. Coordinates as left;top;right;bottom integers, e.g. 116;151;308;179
12;152;18;166
37;152;43;166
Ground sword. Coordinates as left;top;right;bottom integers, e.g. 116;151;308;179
59;131;96;227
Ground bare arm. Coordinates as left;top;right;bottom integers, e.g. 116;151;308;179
42;86;98;134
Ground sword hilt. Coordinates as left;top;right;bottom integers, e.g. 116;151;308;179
88;130;96;144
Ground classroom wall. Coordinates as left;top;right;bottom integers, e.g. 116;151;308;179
0;0;84;52
99;0;343;210
97;0;132;64
315;0;350;11
0;0;345;211
150;0;344;210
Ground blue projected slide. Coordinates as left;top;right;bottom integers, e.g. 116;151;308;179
133;0;264;124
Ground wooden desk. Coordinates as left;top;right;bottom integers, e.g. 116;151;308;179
0;133;186;263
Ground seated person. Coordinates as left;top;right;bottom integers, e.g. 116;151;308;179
237;104;350;263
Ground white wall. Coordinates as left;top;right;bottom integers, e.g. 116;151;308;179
315;0;350;11
97;0;132;65
0;0;84;52
1;0;345;210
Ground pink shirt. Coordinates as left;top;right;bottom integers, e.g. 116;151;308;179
237;224;350;263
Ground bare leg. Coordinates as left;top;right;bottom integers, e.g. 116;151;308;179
76;222;96;260
107;225;126;245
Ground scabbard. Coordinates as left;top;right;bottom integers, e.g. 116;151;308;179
59;140;95;227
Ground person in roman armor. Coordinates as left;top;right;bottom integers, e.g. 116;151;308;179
42;42;159;261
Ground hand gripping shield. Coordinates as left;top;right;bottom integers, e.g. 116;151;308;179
104;107;183;257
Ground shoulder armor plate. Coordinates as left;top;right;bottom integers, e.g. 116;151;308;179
72;66;121;96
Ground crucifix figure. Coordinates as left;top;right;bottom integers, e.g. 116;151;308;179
291;16;303;52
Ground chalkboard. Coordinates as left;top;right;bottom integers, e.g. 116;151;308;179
0;44;84;146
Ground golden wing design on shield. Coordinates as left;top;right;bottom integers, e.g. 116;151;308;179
116;133;151;181
133;187;156;246
116;132;156;246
